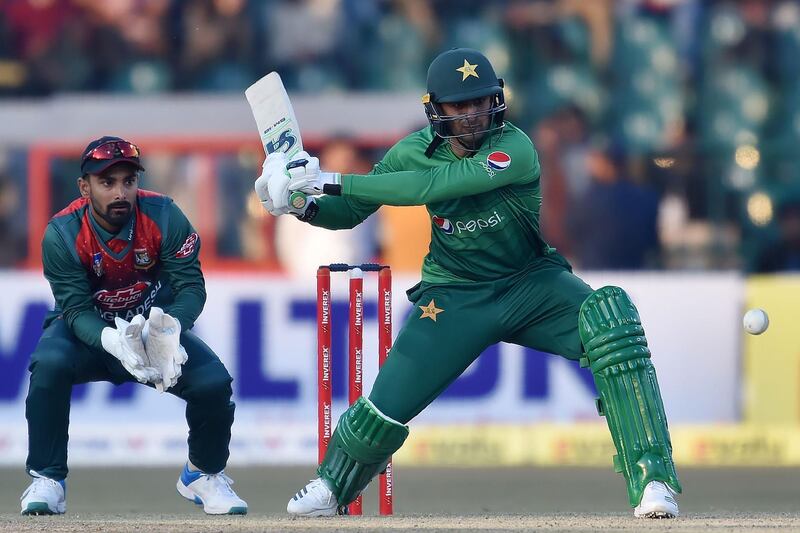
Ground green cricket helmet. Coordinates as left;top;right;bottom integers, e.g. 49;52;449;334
422;48;506;155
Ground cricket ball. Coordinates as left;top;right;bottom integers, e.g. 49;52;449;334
743;308;769;335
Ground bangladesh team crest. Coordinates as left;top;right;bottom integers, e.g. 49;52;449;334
134;248;154;269
432;215;454;235
486;151;511;171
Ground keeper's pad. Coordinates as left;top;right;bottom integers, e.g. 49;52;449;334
579;286;682;507
318;396;409;506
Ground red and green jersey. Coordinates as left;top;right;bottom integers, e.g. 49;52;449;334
311;122;552;283
42;190;206;350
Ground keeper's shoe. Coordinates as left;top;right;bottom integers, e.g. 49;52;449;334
634;480;679;518
287;477;339;517
20;470;66;515
176;463;248;515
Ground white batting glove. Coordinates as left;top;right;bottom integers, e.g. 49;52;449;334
143;307;188;393
101;315;161;384
266;151;320;217
285;157;341;197
255;152;290;215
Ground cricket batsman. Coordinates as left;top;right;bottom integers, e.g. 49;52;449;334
256;48;682;518
20;136;247;516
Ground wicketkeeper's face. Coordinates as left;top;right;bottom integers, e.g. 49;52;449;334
79;163;139;230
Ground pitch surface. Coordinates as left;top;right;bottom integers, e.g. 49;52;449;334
1;466;798;531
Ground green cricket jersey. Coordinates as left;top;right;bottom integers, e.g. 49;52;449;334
312;122;552;283
42;190;206;350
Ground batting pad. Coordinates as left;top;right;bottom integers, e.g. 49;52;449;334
579;286;682;507
318;397;409;507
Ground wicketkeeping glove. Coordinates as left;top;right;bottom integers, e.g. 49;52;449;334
101;315;161;384
142;307;188;392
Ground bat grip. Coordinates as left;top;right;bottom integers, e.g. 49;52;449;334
289;191;308;209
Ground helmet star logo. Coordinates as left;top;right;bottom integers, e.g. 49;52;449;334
456;59;479;81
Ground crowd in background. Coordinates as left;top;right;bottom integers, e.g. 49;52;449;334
2;0;800;273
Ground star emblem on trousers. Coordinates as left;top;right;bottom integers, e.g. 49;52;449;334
419;299;444;321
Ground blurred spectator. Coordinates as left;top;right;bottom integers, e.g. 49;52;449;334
2;0;72;61
138;152;200;223
534;105;592;257
175;0;253;91
505;0;613;70
568;147;661;270
620;0;704;80
79;0;173;92
1;0;77;94
214;152;256;259
336;0;384;88
501;0;610;128
0;174;27;267
724;0;778;79
256;0;343;91
752;197;800;273
365;0;439;90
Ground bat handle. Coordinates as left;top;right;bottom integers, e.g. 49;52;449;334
289;191;308;210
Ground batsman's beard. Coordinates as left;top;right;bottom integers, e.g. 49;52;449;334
451;119;489;153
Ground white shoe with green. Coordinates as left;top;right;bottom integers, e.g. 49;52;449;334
20;470;66;515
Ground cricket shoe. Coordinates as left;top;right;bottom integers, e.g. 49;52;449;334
634;480;679;518
287;478;339;517
176;463;248;515
20;470;66;515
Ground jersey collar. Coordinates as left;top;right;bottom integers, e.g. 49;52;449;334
87;205;137;261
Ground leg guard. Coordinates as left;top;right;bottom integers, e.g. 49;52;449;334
579;286;682;507
318;396;409;506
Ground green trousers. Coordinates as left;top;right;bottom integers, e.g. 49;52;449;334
25;319;235;481
369;253;593;423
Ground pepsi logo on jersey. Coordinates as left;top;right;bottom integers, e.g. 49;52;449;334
432;211;504;235
486;151;511;171
432;215;454;235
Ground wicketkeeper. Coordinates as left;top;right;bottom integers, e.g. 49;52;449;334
257;48;682;518
20;136;247;516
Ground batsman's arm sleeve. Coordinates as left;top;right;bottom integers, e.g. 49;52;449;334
42;224;108;350
308;158;392;229
158;201;206;331
310;195;381;229
340;140;539;206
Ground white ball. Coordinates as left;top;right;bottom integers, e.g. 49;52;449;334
743;308;769;335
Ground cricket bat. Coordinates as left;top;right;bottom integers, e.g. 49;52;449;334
245;72;308;209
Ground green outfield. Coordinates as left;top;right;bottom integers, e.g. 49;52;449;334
1;466;798;531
